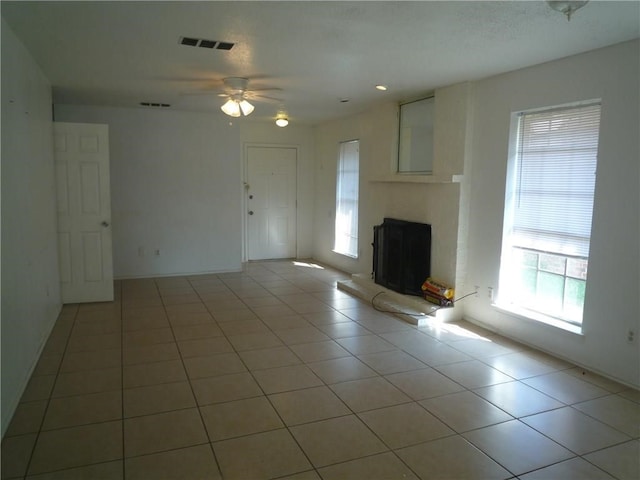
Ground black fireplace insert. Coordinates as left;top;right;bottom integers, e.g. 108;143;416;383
373;218;431;296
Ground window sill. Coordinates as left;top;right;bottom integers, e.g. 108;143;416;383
369;174;463;184
332;249;358;260
493;303;583;336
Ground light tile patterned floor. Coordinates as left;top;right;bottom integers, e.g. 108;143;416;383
2;260;639;479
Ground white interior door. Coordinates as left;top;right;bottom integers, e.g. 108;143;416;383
54;122;114;303
246;146;297;260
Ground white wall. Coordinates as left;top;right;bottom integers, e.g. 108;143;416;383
1;18;61;436
312;85;471;297
312;42;639;387
463;40;640;387
313;108;388;275
55;105;244;278
54;107;317;277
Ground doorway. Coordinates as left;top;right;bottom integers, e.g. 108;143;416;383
54;122;114;303
245;145;297;260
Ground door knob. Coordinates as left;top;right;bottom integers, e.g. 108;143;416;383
248;211;254;215
101;221;110;227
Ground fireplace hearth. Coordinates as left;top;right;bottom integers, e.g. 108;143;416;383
373;218;431;296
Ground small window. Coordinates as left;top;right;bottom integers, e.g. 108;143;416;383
499;102;601;326
334;140;360;258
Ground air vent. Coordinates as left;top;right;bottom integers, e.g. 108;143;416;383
140;102;171;108
179;36;235;51
199;39;217;49
180;37;199;47
216;42;235;51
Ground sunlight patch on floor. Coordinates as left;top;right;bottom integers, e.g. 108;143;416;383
292;261;325;269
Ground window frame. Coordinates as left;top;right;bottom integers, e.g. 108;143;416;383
333;139;360;258
498;100;601;327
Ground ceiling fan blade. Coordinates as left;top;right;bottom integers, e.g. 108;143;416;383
178;74;284;106
249;93;283;103
179;91;228;98
249;87;283;92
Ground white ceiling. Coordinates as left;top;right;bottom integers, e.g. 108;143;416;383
2;1;639;125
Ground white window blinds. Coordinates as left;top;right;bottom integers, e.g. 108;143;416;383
334;140;359;258
513;103;601;257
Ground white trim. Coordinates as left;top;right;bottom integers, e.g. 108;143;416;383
370;174;463;184
493;302;583;335
242;142;300;262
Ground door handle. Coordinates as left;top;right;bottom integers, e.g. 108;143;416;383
101;221;110;227
248;211;254;215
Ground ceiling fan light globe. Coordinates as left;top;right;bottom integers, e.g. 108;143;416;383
239;100;254;116
546;0;588;19
221;99;241;117
275;118;289;127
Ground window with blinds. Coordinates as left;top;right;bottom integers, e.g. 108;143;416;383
334;140;360;258
499;102;601;325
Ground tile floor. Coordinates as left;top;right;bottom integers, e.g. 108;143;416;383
2;260;639;479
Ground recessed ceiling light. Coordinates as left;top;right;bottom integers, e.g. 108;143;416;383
375;84;388;91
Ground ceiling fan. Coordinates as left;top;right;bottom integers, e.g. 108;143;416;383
217;77;281;117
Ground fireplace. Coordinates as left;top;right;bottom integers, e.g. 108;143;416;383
373;218;431;296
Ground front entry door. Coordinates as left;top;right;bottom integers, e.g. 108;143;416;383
54;122;114;303
246;146;297;260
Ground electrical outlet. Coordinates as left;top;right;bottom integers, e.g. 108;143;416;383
487;287;494;301
627;329;635;343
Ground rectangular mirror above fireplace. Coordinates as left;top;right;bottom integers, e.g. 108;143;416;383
397;96;435;174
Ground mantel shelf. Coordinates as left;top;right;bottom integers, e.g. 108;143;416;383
370;174;463;184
